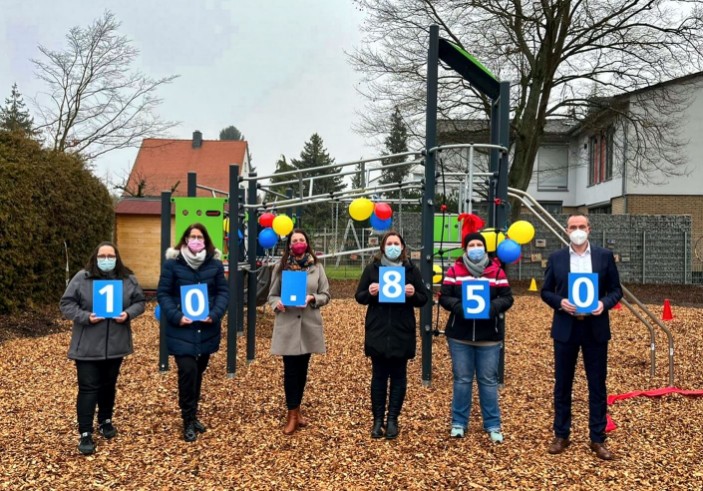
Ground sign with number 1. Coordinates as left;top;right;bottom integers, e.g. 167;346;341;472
461;280;490;319
569;273;599;313
93;280;123;318
180;284;210;321
379;267;405;303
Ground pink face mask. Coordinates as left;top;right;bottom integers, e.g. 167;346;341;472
188;238;206;253
291;242;308;256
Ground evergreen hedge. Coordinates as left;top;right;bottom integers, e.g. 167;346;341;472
0;131;113;313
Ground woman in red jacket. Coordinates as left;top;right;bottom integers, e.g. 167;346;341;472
439;232;513;443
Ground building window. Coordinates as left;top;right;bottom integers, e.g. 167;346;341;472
588;128;614;185
537;146;568;191
538;201;563;215
589;204;612;214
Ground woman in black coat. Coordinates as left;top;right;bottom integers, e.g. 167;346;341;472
157;223;229;442
355;231;428;439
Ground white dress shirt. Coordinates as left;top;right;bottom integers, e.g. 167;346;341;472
569;242;592;273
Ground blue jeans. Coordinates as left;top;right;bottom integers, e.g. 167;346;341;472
447;338;501;432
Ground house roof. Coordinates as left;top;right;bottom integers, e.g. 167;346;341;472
114;197;175;216
125;136;248;197
438;118;576;144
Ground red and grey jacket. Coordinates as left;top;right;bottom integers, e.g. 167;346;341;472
439;257;514;342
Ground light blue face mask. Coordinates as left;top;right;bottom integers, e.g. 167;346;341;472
97;258;117;272
385;244;402;260
467;247;485;262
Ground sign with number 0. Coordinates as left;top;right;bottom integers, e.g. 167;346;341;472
379;267;406;303
461;280;490;319
180;284;210;321
568;273;599;313
282;271;308;307
93;280;123;318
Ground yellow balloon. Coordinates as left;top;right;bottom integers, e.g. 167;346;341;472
272;214;294;237
432;265;443;284
507;220;535;245
481;229;506;253
349;198;374;221
223;217;230;233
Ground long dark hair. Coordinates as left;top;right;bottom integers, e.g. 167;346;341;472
85;241;133;278
374;230;408;263
175;222;216;256
279;228;317;271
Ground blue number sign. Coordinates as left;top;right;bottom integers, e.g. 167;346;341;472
461;280;490;319
568;273;599;314
379;267;405;303
93;280;123;318
180;284;210;321
282;271;308;307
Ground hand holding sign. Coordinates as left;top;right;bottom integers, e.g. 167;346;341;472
282;271;308;307
180;284;210;321
379;267;405;303
93;280;123;319
568;273;599;314
461;280;491;319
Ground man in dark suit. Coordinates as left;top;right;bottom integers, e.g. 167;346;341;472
541;214;623;460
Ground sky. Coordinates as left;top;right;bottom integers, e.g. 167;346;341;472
1;0;376;188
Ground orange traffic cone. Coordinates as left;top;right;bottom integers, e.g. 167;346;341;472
662;299;674;321
528;278;538;292
613;302;622;310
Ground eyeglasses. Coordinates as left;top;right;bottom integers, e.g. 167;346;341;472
188;235;205;240
97;255;117;260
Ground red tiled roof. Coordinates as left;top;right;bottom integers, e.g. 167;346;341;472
115;198;175;215
125;137;247;197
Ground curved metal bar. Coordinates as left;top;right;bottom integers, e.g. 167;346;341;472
620;297;657;384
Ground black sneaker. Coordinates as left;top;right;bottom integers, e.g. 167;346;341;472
193;419;206;434
78;432;95;455
99;419;117;439
183;420;197;442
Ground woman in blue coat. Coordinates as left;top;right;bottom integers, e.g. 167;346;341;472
157;223;229;442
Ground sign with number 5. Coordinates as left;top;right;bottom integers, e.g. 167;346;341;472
379;267;405;303
180;284;210;321
93;280;123;318
568;273;599;314
461;280;490;319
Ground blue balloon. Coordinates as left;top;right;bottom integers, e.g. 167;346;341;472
497;238;521;264
370;214;392;231
154;304;160;321
238;229;244;240
258;227;279;249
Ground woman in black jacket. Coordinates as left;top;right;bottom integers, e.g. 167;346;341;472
60;242;146;455
355;231;428;439
156;223;229;442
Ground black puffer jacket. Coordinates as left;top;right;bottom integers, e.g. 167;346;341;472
355;260;429;359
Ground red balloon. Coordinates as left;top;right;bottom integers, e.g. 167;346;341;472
374;202;392;220
259;212;275;228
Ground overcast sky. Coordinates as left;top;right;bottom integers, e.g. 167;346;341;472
1;0;376;187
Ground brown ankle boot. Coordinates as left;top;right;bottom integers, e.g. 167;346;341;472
297;408;308;428
283;409;298;435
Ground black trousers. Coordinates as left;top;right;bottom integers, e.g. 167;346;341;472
175;354;211;421
75;358;123;434
370;356;408;420
283;354;312;410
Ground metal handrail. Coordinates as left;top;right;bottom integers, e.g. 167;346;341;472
507;186;675;386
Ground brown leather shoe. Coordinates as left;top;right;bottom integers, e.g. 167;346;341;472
547;437;571;454
283;409;298;435
590;442;614;460
297;408;308;428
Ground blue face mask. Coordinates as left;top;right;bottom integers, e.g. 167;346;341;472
97;258;117;272
467;247;485;262
384;245;402;260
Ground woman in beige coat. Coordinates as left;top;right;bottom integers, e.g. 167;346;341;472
268;228;331;435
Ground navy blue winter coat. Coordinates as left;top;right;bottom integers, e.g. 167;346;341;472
156;248;230;357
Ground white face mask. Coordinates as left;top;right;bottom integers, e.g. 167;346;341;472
569;229;588;246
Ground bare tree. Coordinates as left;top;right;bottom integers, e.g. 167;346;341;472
31;11;178;160
350;0;703;206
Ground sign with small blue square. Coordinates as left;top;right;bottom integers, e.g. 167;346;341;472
93;280;123;318
282;271;308;307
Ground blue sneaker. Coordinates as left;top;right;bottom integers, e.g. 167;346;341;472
450;426;465;438
489;431;504;444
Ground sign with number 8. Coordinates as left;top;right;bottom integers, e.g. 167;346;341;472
379;267;405;303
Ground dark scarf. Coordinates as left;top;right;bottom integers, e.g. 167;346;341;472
286;253;315;271
462;253;490;278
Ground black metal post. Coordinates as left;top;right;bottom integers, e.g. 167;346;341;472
421;24;440;387
246;173;258;363
187;172;197;197
159;191;172;372
226;165;239;377
237;188;245;336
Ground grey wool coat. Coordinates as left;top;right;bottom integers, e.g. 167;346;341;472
268;262;331;356
60;270;146;360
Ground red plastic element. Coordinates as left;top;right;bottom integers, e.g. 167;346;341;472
662;299;674;321
374;202;393;220
606;386;703;431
